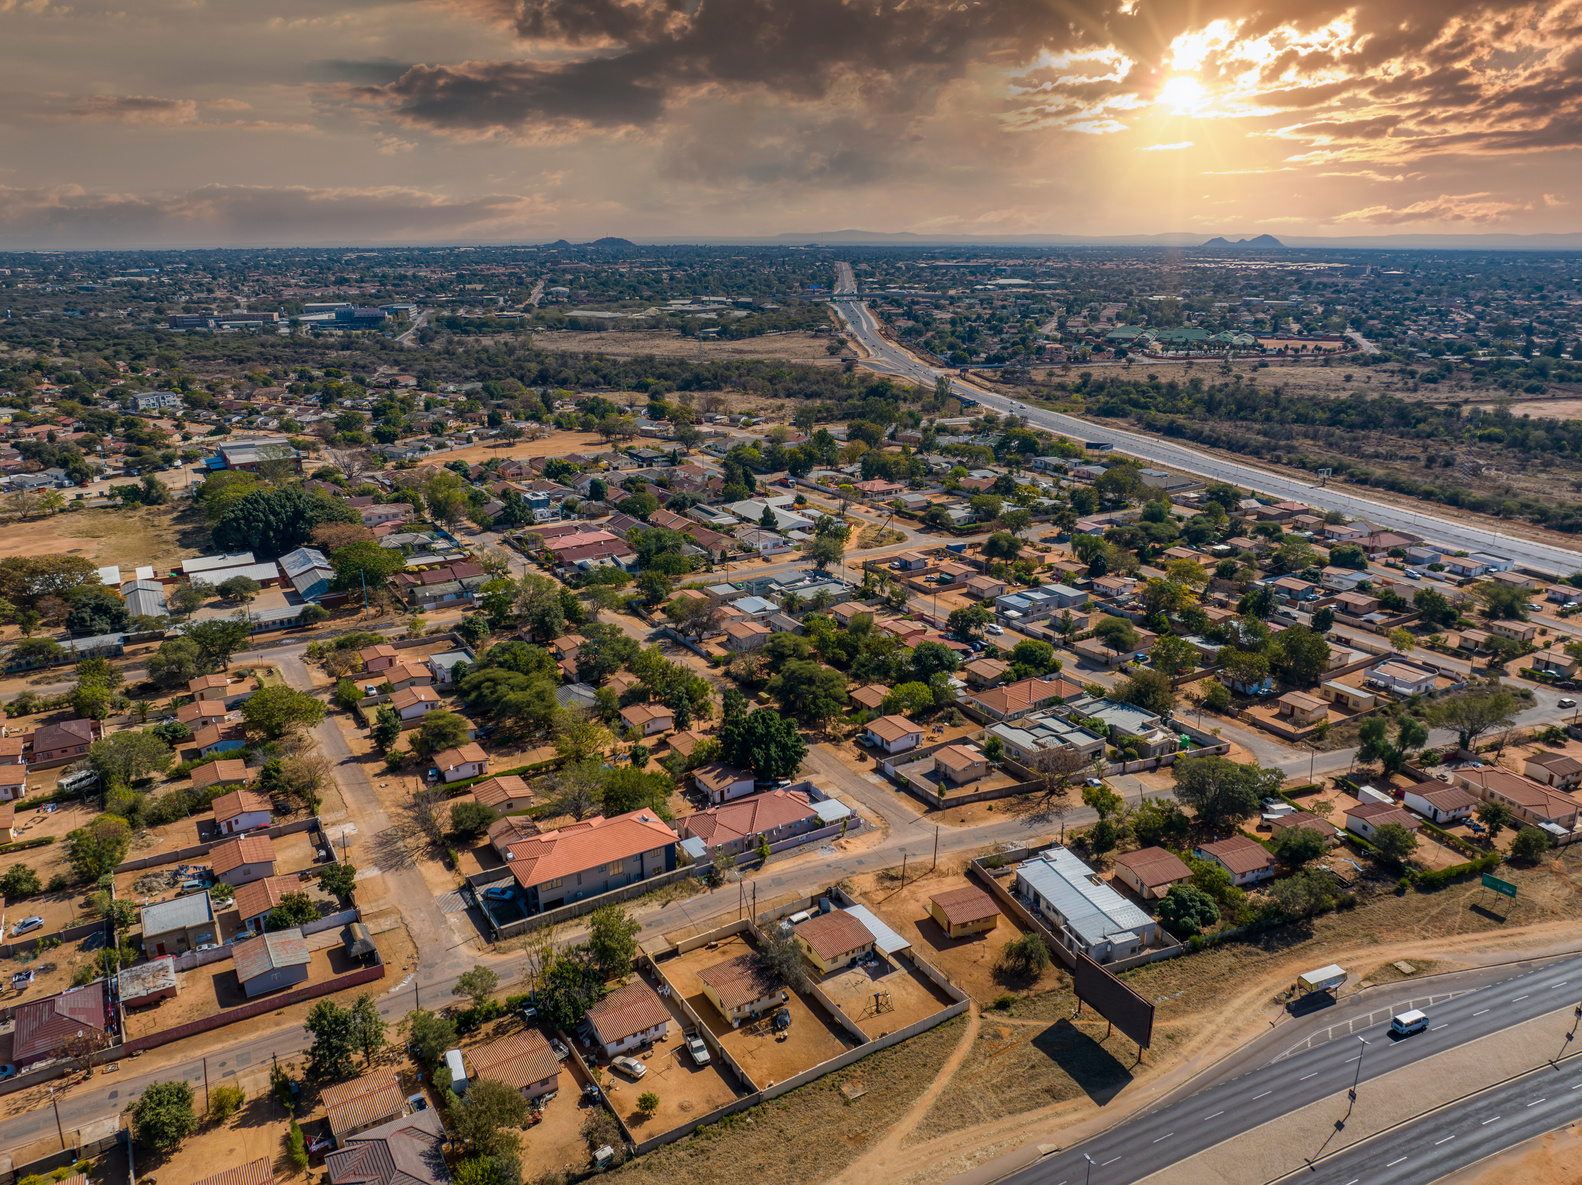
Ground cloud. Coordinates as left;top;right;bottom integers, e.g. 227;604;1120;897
1333;192;1527;225
0;183;558;247
68;95;200;125
1139;141;1193;150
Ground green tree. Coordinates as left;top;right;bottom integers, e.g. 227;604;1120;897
66;814;132;880
450;801;498;841
1008;639;1057;674
994;932;1051;982
1115;668;1174;716
1371;821;1418;867
1269;868;1334;917
210;1083;245;1122
765;658;849;727
303;998;359;1080
1510;825;1553;865
241;685;327;739
1272;624;1331;686
405;1008;458;1069
587;905;642;979
1272;825;1327;870
1172;756;1278;829
946;604;993;640
0;863;41;899
1156;884;1219;936
1427;685;1518;752
132;1081;198;1150
1149;634;1198;679
319;861;358;899
180;616;252;670
351;993;387;1066
330;541;408;592
451;1078;530;1159
1093;615;1139;656
213;486;360;555
882;681;935;717
414;710;472;756
88;731;173;785
1131;799;1191;847
538;951;606;1031
148;635;209;687
1475;800;1515;842
637;1091;660;1116
719;708;806;782
267;891;321;931
371;705;402;750
452;965;501;1007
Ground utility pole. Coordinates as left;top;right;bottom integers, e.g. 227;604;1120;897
49;1087;64;1150
900;853;907;887
933;826;939;871
203;1056;210;1114
1349;1035;1369;1101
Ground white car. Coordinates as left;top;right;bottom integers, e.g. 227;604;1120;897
610;1056;647;1080
986;624;1004;636
685;1033;711;1065
1527;603;1544;612
8;917;43;938
1560;698;1577;709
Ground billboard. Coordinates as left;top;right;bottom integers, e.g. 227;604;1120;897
1072;951;1155;1049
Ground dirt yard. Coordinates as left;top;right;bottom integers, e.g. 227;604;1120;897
846;869;1062;1005
818;957;953;1041
0;504;202;569
123;942;363;1039
132;1088;307;1185
607;1013;967;1185
658;934;854;1088
605;1027;743;1138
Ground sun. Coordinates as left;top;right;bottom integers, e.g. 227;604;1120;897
1156;75;1207;115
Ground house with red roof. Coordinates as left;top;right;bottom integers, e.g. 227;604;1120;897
504;809;678;914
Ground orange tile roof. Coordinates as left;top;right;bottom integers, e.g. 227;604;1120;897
432;743;487;770
795;910;874;962
390;686;438;711
192;1159;273;1185
929;885;999;928
231;874;304;922
212;787;271;823
505;809;676;891
472;775;531;810
211;833;276;875
586;979;669;1045
1111;846;1193;887
698;953;783;1011
676;790;816;846
865;715;921;743
192;759;250;791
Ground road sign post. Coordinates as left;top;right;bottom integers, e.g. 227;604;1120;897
1481;872;1517;899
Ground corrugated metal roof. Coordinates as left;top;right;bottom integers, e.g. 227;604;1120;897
1016;848;1153;949
839;905;910;956
192;1157;274;1185
141;891;214;936
233;927;310;981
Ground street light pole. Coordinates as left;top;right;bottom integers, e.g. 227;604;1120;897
1083;1152;1095;1185
1349;1034;1369;1100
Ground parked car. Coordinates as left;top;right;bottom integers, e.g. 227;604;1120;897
406;1093;428;1112
610;1056;647;1080
0;1065;17;1081
550;1038;570;1061
986;624;1004;635
685;1033;711;1065
8;917;43;938
1527;603;1544;612
1403;569;1421;580
1559;698;1577;709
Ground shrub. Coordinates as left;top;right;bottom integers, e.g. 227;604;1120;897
288;1119;309;1170
210;1083;245;1121
637;1091;660;1115
1510;826;1553;865
995;932;1051;982
992;994;1016;1010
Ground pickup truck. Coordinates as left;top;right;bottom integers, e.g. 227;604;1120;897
685;1033;711;1065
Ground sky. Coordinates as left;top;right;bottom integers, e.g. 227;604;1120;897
2;0;1580;247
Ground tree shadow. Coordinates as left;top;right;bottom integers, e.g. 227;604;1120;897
1030;1018;1134;1106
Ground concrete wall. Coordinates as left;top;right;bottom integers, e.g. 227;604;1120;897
0;917;110;960
478;866;699;940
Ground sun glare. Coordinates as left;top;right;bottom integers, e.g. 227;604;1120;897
1157;75;1207;115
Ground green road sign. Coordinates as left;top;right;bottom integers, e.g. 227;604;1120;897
1481;872;1517;899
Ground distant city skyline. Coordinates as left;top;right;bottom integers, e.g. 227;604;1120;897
3;0;1578;247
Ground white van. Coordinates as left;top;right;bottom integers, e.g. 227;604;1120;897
1390;1009;1429;1037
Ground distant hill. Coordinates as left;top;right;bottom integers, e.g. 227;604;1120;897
1201;234;1285;249
588;237;635;247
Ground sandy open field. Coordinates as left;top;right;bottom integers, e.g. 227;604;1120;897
0;504;202;568
533;327;840;367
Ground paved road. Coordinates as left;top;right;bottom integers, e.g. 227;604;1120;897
1283;1051;1582;1185
995;956;1582;1185
829;278;1582;577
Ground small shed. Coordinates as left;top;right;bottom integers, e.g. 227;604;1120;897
342;922;378;961
118;956;179;1009
928;886;1000;939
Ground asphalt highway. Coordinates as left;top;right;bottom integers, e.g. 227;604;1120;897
998;956;1582;1185
828;274;1582;577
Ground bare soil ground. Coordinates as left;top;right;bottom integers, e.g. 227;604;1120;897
818;958;953;1041
1443;1121;1582;1185
0;504;201;569
533;328;840;368
658;934;854;1088
847;869;1062;1006
123;942;362;1039
606;1013;966;1185
137;1090;306;1185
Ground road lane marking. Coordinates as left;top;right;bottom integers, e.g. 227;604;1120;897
1101;1157;1122;1167
1299;1072;1318;1081
1253;1090;1272;1099
1482;1116;1501;1125
1153;1133;1173;1143
1473;1009;1490;1016
1431;1024;1448;1031
1529;1098;1547;1106
1345;1055;1361;1063
1203;1111;1223;1120
1552;982;1570;989
1435;1136;1456;1145
1386;1157;1408;1167
1514;995;1530;1001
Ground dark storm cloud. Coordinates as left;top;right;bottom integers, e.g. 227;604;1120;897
305;59;418;85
